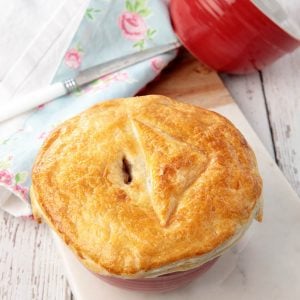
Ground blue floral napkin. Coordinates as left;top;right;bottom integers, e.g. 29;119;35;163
0;0;178;216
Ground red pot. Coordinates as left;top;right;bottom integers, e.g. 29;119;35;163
94;258;218;292
170;0;300;73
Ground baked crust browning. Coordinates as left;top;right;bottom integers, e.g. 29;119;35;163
31;95;262;278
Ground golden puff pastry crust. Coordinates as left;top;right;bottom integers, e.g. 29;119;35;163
31;95;262;278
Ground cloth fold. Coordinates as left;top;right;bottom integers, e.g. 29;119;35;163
0;0;178;217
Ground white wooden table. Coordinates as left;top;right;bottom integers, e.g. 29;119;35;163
0;48;299;300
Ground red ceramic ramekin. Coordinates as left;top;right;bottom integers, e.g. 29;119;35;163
93;258;217;292
170;0;300;73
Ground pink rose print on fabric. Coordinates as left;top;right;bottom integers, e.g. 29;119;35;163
151;57;167;74
64;48;82;69
37;104;46;110
111;72;130;81
118;12;147;41
0;159;29;201
13;184;29;199
119;0;156;50
0;169;13;185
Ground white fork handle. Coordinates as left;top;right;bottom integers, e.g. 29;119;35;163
0;82;67;122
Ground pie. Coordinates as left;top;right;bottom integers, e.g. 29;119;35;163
31;95;263;278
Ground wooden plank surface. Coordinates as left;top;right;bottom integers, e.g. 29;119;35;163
222;48;300;198
141;54;233;108
221;72;275;158
261;48;300;196
0;210;71;300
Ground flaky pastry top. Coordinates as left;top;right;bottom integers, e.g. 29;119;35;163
31;95;262;277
